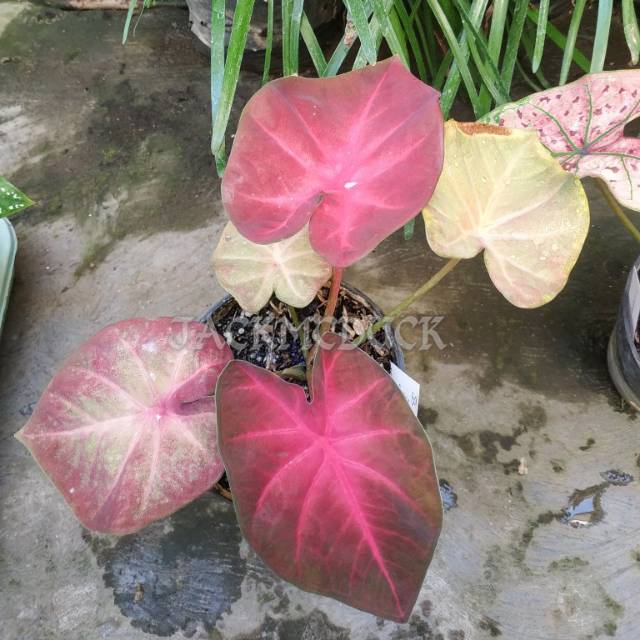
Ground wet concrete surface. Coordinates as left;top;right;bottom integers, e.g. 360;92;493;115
1;3;640;639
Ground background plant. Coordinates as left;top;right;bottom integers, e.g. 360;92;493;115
123;0;640;236
0;177;33;219
206;2;638;160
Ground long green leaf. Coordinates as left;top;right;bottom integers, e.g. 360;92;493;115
122;0;137;44
559;0;586;85
262;0;274;84
300;12;327;75
454;0;510;105
210;0;225;152
526;7;589;73
478;0;507;113
388;6;410;63
500;0;528;93
344;0;378;65
521;23;550;88
0;177;34;219
353;0;393;69
434;51;454;90
392;0;425;77
623;0;640;66
282;0;292;75
531;0;549;73
368;0;408;66
324;6;374;76
591;0;613;72
408;0;435;78
211;0;255;173
420;0;438;72
436;0;484;118
289;0;304;75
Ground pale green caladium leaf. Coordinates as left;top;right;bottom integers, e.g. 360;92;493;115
423;121;590;308
212;221;331;313
484;72;640;211
0;177;34;218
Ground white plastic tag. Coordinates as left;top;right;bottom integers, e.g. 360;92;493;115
629;267;640;328
390;363;420;416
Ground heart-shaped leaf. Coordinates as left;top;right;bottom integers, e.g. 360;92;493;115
212;221;331;313
484;71;640;211
221;56;444;267
216;333;442;622
16;318;232;534
423;121;589;308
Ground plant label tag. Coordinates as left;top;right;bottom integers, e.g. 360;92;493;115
630;267;640;328
390;363;420;416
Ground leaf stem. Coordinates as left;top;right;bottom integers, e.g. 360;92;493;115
595;178;640;245
320;267;344;335
353;257;460;347
275;365;307;382
287;304;308;363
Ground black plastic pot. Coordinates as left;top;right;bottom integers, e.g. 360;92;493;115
200;281;405;371
608;254;640;409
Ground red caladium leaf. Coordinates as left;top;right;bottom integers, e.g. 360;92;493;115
16;318;232;534
485;71;640;210
216;334;442;621
221;56;444;267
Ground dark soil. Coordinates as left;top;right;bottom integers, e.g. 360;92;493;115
205;284;397;379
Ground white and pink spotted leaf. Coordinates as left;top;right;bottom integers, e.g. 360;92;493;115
485;71;640;211
16;318;232;534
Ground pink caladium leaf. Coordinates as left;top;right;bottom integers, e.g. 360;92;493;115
216;334;442;621
485;71;640;210
221;56;444;267
16;318;232;534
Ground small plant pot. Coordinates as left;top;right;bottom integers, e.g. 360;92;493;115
0;219;17;338
608;254;640;410
201;281;404;371
201;282;405;500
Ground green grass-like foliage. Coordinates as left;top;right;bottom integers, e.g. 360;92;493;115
121;2;640;233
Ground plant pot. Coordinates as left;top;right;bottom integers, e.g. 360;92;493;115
0;219;17;338
201;281;405;500
201;281;405;371
186;0;340;54
607;254;640;410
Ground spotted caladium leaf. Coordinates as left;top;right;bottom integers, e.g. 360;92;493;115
212;221;331;313
16;318;232;534
216;333;442;622
423;121;589;308
485;71;640;211
0;176;34;218
221;56;444;267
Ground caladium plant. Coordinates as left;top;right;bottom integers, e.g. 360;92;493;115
18;58;616;623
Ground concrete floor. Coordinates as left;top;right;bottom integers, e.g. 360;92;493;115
1;3;640;639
